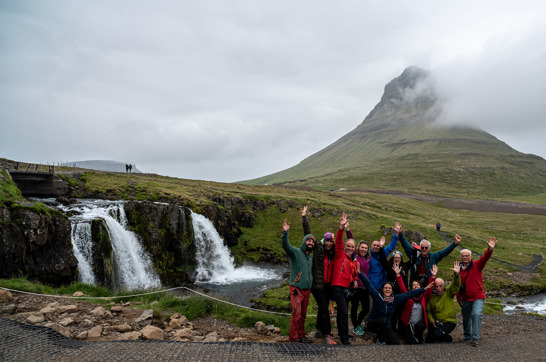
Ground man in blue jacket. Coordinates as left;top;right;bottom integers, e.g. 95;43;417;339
368;226;400;290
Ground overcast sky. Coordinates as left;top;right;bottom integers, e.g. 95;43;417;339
2;1;545;182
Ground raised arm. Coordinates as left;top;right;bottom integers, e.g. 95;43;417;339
394;265;408;293
447;262;462;298
384;227;400;256
345;221;354;240
335;213;348;254
476;237;496;271
425;265;437;300
301;206;311;236
281;219;296;256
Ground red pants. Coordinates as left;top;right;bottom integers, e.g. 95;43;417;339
289;286;311;341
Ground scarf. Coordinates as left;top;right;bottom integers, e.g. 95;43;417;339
382;294;394;303
412;292;424;303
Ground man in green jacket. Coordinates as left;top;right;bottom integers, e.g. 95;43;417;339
426;261;461;343
281;219;315;343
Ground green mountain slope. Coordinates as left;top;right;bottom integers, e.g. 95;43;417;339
243;67;546;201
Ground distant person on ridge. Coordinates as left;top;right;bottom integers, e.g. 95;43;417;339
436;222;441;232
129;164;132;173
125;164;129;173
300;206;337;345
456;237;497;347
281;218;315;343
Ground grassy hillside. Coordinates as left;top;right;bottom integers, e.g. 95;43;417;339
54;170;546;294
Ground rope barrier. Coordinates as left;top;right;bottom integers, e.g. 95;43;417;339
0;286;529;313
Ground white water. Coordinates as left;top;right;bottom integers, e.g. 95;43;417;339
62;200;161;290
502;293;546;315
191;211;279;285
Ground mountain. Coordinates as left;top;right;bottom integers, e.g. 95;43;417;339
243;67;546;200
65;160;142;173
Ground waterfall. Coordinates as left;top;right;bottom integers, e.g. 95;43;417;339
71;222;96;285
190;211;278;285
62;200;161;290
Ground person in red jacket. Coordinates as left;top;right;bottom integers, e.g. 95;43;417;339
331;213;358;345
397;264;437;344
456;236;497;347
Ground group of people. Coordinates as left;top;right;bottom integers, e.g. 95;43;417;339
281;207;497;347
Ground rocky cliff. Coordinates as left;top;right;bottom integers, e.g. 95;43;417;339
0;206;78;286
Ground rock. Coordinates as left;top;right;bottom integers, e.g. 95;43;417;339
266;324;275;332
87;325;103;338
0;289;13;302
192;336;205;342
254;321;269;335
81;319;93;328
114;323;133;333
57;305;77;313
45;323;72;338
232;337;245;342
40;302;60;314
111;306;124;313
141;325;164;341
75;331;88;339
203;335;218;342
118;331;141;341
90;306;110;318
174;328;193;339
73;291;84;297
103;326;115;335
171;313;181;319
168;316;186;329
59;317;74;327
26;315;45;324
274;327;280;334
136;309;154;326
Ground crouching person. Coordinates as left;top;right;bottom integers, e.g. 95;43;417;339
281;219;314;343
426;262;461;343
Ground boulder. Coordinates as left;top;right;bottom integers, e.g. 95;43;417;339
90;306;110;318
59;317;74;327
168;316;188;329
0;289;13;302
75;331;88;339
40;302;60;314
26;315;45;324
81;319;93;328
203;331;218;342
87;325;103;338
45;323;72;338
111;305;124;313
118;331;141;341
141;325;164;341
57;305;78;313
254;321;269;335
73;291;84;297
136;309;154;326
192;336;205;342
114;323;133;333
174;328;193;339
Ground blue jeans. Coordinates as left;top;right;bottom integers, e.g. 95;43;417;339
461;299;484;340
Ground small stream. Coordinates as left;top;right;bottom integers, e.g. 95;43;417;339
501;293;546;315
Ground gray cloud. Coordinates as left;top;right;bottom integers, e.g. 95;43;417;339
1;1;545;182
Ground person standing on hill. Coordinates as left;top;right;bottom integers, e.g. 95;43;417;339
300;206;337;345
456;237;497;347
281;218;315;343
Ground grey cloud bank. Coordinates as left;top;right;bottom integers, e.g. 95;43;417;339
1;1;545;182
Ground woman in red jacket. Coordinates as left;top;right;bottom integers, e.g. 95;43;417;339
396;264;437;344
331;213;358;345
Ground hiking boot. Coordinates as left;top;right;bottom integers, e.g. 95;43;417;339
376;339;386;345
324;335;337;345
313;330;324;338
353;325;364;336
471;339;479;347
298;337;312;343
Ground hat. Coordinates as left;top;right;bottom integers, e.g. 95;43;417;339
323;232;333;240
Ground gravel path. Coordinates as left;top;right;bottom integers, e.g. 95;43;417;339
1;317;545;361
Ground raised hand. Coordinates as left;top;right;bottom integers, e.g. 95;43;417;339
425;281;434;290
379;236;386;248
339;213;348;230
301;206;308;217
393;222;403;235
454;234;462;245
488;236;497;250
431;264;438;277
450;261;461;275
392;263;402;276
345;220;350;230
283;219;290;232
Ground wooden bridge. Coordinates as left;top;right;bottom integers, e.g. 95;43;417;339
2;161;69;197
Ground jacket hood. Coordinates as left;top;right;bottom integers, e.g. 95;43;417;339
301;234;316;251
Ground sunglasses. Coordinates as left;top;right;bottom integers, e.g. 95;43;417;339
421;246;429;249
